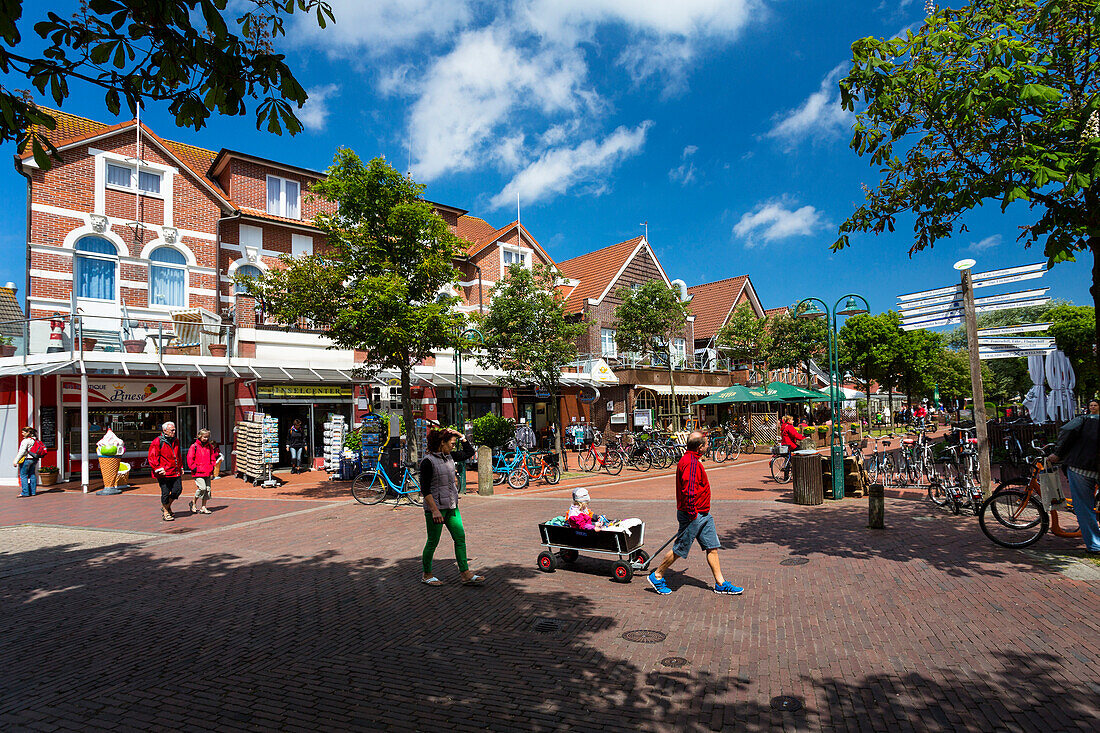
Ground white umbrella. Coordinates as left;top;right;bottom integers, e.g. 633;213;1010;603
1045;350;1076;423
1022;353;1048;423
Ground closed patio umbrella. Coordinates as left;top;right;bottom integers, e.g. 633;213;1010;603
1045;350;1076;423
1022;354;1048;423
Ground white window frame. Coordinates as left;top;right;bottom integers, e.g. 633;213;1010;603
147;246;189;309
74;240;120;304
500;243;532;271
672;337;686;367
600;328;617;358
291;233;313;258
104;162;164;197
266;175;301;219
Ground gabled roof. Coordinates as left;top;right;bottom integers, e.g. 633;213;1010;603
686;275;764;341
0;286;23;338
454;216;556;266
556;235;668;313
763;306;788;316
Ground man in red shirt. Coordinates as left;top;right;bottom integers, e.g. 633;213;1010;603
647;431;744;596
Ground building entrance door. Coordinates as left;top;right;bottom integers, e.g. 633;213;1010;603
175;404;206;455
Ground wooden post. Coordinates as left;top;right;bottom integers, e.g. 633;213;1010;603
868;483;884;529
960;268;993;500
477;445;493;496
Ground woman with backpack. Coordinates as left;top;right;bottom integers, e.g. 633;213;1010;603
13;426;45;497
186;429;221;515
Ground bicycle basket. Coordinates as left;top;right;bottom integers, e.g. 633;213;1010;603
772;445;790;455
545;452;560;467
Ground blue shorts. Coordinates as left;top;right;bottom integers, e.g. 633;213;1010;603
673;510;721;558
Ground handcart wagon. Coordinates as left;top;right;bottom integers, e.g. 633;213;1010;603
537;519;651;582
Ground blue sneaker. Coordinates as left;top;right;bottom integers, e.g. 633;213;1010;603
647;572;672;595
714;581;744;595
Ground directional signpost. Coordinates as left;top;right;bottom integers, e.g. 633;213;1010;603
977;323;1052;337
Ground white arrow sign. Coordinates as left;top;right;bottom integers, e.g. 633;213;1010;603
902;315;964;330
899;288;1049;317
972;262;1046;282
897;283;963;302
974;297;1050;315
973;270;1046;290
979;348;1055;360
977;323;1053;337
977;337;1056;348
903;297;1050;330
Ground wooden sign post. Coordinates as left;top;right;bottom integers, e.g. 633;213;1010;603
957;260;993;500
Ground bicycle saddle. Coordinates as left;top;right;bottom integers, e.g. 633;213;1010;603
902;438;915;445
882;440;892;447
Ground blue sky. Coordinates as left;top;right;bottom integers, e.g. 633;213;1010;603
0;0;1093;319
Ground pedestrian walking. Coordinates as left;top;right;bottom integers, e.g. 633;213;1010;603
420;427;485;586
1048;398;1100;554
148;421;184;521
186;429;221;515
13;426;46;497
647;430;744;596
287;418;307;474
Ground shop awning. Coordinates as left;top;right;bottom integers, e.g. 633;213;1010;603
637;384;729;397
692;385;775;406
0;354;361;381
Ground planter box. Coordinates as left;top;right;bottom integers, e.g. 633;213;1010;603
81;338;97;352
123;339;146;353
37;471;59;486
0;344;15;357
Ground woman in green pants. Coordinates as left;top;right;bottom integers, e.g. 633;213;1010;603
420;427;486;586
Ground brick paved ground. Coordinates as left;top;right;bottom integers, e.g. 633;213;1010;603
3;464;1098;731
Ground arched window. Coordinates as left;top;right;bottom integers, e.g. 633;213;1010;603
74;236;117;301
635;389;656;413
149;246;187;307
234;265;262;295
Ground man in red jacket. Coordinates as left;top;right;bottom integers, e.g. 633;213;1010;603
148;422;183;521
647;431;744;596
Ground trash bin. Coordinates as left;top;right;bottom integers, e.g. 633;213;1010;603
791;450;825;505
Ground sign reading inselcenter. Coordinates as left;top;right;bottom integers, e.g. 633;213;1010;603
258;384;353;400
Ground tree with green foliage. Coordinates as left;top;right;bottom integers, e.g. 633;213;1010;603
1048;303;1098;396
614;281;690;427
717;303;783;387
2;0;334;168
838;311;904;421
238;151;464;463
892;328;944;407
779;303;830;387
476;263;585;450
933;349;975;404
836;0;1100;389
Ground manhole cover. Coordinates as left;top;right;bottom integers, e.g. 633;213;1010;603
531;618;565;634
779;557;809;566
660;657;688;668
622;629;666;643
770;696;803;712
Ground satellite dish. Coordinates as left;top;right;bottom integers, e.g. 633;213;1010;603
953;259;976;271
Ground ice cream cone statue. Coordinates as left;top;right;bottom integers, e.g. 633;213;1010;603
96;430;126;490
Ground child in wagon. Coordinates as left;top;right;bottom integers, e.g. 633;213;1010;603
567;487;611;531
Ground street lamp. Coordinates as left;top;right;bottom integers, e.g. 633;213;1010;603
453;327;484;494
791;294;870;500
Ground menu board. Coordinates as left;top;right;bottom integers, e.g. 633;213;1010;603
39;407;57;450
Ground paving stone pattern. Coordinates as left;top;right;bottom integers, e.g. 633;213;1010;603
1;487;1098;731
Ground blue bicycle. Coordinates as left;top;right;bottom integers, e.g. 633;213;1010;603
351;460;422;506
492;447;528;485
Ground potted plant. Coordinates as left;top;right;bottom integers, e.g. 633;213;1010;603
121;318;145;352
37;465;59;486
81;336;97;352
0;335;14;357
208;343;228;357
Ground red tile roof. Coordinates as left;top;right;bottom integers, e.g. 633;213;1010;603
763;306;788;316
686;275;753;340
454;215;502;254
555;236;646;313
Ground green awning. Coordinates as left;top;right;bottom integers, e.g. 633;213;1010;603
748;382;832;402
692;384;775;406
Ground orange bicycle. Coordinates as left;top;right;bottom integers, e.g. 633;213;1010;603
979;442;1099;548
507;451;562;489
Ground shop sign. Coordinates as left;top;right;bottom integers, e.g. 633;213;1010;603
578;386;600;404
62;379;187;405
589;358;618;383
534;389;552;399
258;384;353;399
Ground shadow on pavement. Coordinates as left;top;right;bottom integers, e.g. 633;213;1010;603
1;540;1096;731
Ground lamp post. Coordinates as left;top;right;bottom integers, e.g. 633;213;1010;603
453;327;484;494
792;294;870;500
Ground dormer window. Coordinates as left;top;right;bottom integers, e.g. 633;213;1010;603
501;244;531;270
266;175;300;218
106;162;161;194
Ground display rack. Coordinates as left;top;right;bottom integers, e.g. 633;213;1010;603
360;414;384;470
323;414;348;476
234;412;284;487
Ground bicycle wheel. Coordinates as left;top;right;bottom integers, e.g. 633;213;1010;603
351;471;388;505
881;456;896;488
603;450;623;476
402;475;423;506
629;453;650;472
546;464;561;485
713;444;728;463
770;456;791;484
579;451;597;472
507;468;530;489
979;489;1048;548
927;477;949;507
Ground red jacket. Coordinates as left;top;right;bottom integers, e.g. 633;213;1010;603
676;451;710;517
780;422;805;450
148;436;183;478
186;440;221;478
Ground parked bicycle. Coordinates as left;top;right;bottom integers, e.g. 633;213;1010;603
769;444;793;484
578;442;624;475
507;451;562;489
929;427;981;514
491;445;527;485
351;459;422;506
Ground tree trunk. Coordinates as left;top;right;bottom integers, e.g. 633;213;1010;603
401;365;417;465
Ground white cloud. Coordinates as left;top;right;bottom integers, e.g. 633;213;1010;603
298;84;340;132
733;199;828;248
520;0;759;43
669;145;699;186
766;62;854;147
409;27;595;181
490;122;652;209
969;234;1002;252
291;0;473;55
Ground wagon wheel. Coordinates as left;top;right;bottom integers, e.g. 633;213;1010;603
630;549;650;568
559;549;579;563
537;551;556;572
612;562;633;583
